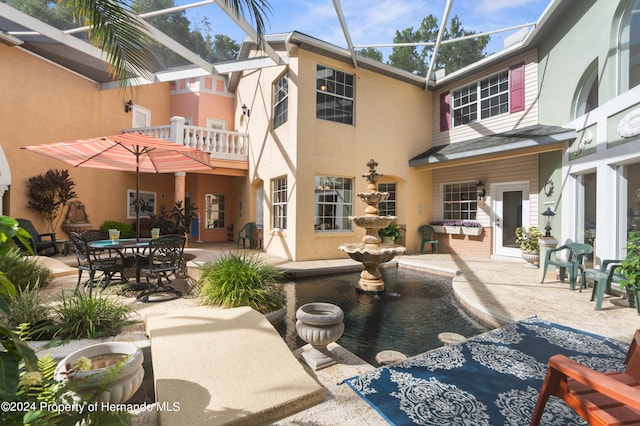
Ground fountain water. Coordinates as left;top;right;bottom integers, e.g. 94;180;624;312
339;159;405;293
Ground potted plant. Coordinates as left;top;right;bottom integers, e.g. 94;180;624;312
461;221;483;236
430;221;445;234
378;221;405;243
619;231;640;312
444;221;462;235
515;226;542;267
26;169;77;233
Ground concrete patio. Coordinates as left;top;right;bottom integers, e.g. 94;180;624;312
34;243;640;425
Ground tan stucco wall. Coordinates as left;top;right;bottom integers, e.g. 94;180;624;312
1;45;173;235
237;48;434;260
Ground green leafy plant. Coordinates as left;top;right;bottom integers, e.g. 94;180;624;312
379;221;406;240
52;292;135;341
26;168;77;233
151;200;198;236
0;247;51;291
100;221;135;238
198;252;284;313
620;231;640;296
5;285;55;341
515;226;542;253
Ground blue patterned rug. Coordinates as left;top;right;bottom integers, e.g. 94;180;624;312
344;317;628;425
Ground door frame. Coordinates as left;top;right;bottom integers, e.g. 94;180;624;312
492;181;530;257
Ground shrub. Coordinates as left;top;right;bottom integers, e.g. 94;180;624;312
198;252;284;313
515;226;542;253
0;248;51;291
52;292;135;341
5;285;55;340
100;221;135;238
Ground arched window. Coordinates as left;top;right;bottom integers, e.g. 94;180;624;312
618;0;640;93
574;61;599;118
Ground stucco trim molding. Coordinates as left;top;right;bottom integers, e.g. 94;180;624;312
617;108;640;138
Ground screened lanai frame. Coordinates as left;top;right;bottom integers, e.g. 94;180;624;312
0;0;556;90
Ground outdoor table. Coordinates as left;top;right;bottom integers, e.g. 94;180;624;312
88;238;150;290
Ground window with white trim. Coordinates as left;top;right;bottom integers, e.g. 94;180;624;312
204;194;225;229
451;71;509;127
314;176;353;231
618;0;640;93
273;73;288;129
378;183;397;216
316;65;354;125
443;182;478;220
272;176;287;230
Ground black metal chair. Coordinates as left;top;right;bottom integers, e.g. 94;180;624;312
70;232;127;296
15;218;60;256
135;234;185;303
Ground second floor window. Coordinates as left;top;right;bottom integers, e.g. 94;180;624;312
273;73;288;129
272;176;287;230
316;65;354;125
443;182;478;220
453;71;508;127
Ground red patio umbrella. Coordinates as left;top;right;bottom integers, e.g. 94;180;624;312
22;132;214;239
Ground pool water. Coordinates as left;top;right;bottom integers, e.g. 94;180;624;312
276;267;491;365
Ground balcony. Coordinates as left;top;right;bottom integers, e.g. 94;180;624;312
124;116;249;163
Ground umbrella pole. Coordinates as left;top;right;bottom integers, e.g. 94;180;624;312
136;157;140;242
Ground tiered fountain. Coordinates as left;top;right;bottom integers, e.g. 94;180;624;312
339;159;406;293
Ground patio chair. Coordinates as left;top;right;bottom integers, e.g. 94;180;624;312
418;225;440;254
237;222;257;249
541;243;593;290
15;218;60;256
70;232;127;297
135;234;185;303
581;259;627;311
530;329;640;426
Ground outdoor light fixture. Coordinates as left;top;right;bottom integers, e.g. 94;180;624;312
241;104;250;117
542;207;556;237
124;100;134;113
476;180;486;200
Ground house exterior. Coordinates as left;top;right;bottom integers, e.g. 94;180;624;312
2;0;638;264
535;0;640;263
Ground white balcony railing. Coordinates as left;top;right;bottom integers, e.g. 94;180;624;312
124;116;249;162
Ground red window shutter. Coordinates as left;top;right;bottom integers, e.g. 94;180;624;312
509;63;525;113
440;92;450;131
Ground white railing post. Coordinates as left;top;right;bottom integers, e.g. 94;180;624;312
170;116;185;146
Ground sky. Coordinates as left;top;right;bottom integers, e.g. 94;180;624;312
175;0;553;58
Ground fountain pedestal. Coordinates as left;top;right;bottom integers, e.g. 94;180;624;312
339;159;406;293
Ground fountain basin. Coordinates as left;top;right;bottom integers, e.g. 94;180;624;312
339;243;406;293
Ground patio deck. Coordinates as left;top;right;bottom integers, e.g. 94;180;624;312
36;244;640;425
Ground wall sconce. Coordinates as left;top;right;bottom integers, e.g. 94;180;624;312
476;180;486;200
241;104;250;118
542;207;556;238
124;100;134;113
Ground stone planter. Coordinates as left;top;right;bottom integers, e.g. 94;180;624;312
54;342;144;404
521;251;540;268
431;225;445;234
462;226;483;236
295;302;345;370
